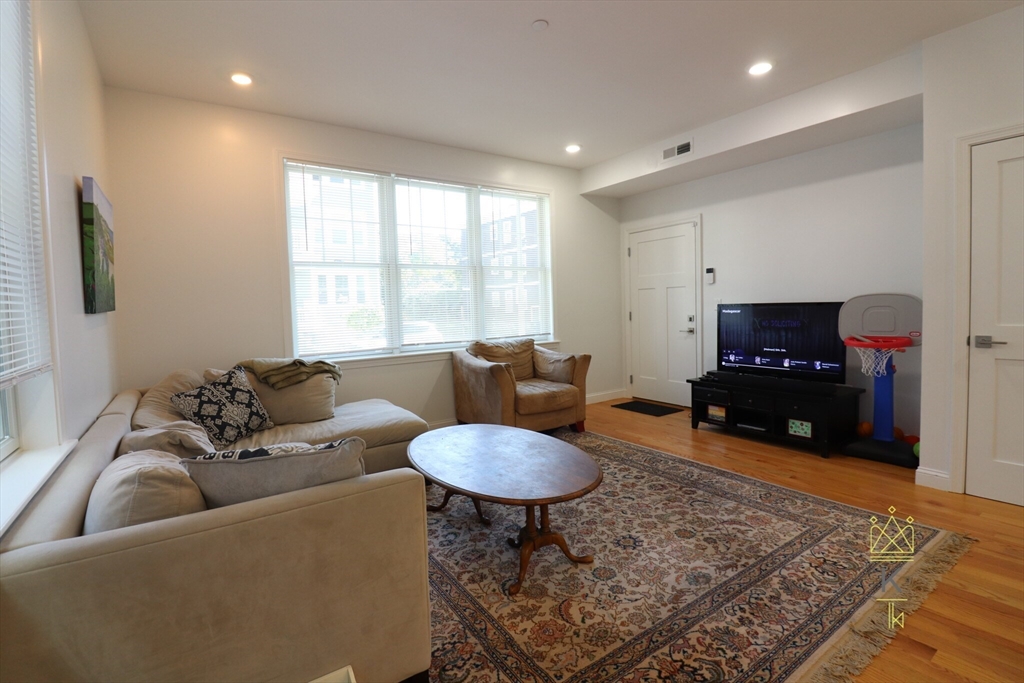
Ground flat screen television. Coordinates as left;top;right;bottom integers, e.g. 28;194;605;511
717;302;846;384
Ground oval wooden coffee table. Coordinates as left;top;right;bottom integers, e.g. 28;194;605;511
408;424;603;595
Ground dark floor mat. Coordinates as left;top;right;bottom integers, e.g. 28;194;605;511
611;400;684;417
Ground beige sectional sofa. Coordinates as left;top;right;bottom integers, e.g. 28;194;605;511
0;385;432;683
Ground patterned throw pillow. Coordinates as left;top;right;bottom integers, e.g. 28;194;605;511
190;441;322;461
170;365;272;449
180;437;366;508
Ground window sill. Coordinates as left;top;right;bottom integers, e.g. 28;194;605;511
0;440;77;537
321;340;561;371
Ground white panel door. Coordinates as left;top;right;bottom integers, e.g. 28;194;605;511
629;223;698;406
966;135;1024;506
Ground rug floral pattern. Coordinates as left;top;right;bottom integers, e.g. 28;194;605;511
426;431;940;682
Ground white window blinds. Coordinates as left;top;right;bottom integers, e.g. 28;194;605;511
0;0;51;390
285;161;551;358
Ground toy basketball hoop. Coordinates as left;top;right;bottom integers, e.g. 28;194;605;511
845;335;913;377
838;294;922;457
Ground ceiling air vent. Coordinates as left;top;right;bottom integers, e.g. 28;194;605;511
661;138;693;163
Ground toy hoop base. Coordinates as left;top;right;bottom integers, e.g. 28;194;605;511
844;336;913;377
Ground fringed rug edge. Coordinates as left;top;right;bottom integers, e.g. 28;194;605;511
793;530;976;683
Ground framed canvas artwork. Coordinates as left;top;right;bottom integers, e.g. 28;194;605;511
81;177;115;313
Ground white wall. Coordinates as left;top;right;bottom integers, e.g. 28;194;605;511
104;88;623;426
918;6;1024;489
35;0;118;439
621;124;924;433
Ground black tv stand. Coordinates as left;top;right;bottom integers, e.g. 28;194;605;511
687;372;864;458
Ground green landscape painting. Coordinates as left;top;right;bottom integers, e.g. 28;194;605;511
81;177;115;313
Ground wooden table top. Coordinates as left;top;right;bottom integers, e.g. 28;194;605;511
408;425;603;506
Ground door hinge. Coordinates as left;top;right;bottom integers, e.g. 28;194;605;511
627;247;631;257
629;311;632;321
968;335;971;346
629;375;633;384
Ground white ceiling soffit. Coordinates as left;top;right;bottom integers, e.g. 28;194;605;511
78;0;1018;170
582;50;924;197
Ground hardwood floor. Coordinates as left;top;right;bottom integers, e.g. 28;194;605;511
587;400;1024;683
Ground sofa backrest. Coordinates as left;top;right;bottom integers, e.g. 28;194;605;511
0;390;140;553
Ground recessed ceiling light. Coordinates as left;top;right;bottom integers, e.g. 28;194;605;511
565;144;581;154
230;72;253;86
532;19;549;31
748;62;772;76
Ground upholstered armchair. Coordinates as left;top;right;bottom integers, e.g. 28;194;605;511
452;338;591;432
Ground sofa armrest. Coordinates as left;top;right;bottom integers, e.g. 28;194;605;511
0;469;430;683
452;348;515;426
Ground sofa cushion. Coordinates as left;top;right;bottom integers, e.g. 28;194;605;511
0;392;140;553
171;366;273;449
118;421;215;459
468;338;535;381
229;398;428;450
132;369;204;430
204;367;335;425
533;349;576;385
84;450;207;535
180;438;365;508
514;378;579;415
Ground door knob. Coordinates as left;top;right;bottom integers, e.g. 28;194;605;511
975;335;1008;348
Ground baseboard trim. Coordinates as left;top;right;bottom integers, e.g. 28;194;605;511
915;467;951;492
587;389;629;405
428;418;459;430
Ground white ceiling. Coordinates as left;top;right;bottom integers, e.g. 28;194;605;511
79;0;1019;170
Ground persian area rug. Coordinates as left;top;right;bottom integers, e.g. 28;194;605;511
426;430;971;683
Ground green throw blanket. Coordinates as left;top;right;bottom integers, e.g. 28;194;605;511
239;358;342;389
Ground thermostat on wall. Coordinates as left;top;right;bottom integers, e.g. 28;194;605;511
705;268;715;284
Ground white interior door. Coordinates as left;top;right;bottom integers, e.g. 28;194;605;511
966;135;1024;506
629;223;698;406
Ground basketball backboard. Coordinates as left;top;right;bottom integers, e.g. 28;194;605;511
838;293;922;346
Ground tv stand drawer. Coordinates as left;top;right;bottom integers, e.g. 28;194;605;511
693;387;730;405
733;392;773;412
775;398;825;420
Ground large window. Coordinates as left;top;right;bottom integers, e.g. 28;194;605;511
1;0;51;447
285;161;552;358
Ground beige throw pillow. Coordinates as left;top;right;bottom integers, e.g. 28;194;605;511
468;338;535;381
204;368;335;425
180;437;365;508
84;450;207;535
118;421;215;459
533;350;576;384
132;369;205;430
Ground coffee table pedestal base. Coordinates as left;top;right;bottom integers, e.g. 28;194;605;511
427;487;491;526
507;504;592;596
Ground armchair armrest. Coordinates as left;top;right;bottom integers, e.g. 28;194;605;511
0;470;430;683
452;349;516;426
570;354;591;423
533;346;591;423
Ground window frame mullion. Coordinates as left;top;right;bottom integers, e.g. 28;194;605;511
538;195;552;339
380;175;402;353
467;187;485;340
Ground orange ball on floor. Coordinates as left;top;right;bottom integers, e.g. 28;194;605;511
856;421;873;438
